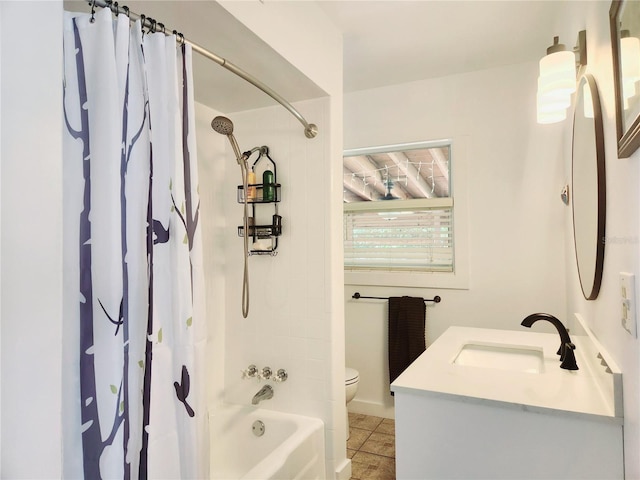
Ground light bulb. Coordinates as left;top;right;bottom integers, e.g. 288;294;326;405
538;50;576;97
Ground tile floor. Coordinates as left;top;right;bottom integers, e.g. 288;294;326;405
347;413;396;480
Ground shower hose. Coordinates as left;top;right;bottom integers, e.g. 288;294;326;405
241;160;250;318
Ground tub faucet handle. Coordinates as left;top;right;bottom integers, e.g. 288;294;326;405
242;364;258;379
259;366;272;380
273;368;288;383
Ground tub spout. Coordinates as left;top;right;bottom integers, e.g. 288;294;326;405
521;313;578;370
252;385;274;405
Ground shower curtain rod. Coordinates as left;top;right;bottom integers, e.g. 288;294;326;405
88;0;318;139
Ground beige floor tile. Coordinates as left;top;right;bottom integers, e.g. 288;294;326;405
347;427;371;451
375;418;395;435
348;414;396;479
349;412;384;431
351;451;396;480
359;432;396;458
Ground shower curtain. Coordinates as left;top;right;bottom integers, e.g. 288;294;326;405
62;8;207;479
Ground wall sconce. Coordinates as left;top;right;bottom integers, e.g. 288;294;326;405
537;31;587;124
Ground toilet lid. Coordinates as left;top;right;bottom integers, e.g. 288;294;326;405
345;367;359;385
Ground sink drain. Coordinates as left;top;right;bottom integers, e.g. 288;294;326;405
252;420;265;437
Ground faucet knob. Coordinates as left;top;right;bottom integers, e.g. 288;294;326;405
273;368;288;382
560;343;579;370
242;364;258;379
259;366;272;380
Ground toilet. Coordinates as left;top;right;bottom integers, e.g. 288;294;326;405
345;367;360;439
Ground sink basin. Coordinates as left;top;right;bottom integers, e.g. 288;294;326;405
453;342;544;373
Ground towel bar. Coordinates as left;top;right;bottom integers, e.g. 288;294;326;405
352;292;441;303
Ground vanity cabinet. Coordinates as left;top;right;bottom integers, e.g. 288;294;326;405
391;317;623;479
394;391;622;479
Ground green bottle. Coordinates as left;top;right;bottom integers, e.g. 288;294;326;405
263;169;275;201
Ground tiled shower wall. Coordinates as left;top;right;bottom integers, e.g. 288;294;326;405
222;100;332;412
198;97;346;476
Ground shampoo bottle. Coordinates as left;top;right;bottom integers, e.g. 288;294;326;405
247;171;256;201
263;169;275;201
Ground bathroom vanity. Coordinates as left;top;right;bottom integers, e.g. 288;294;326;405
391;314;623;479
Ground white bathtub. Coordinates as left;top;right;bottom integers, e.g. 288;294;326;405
209;404;326;480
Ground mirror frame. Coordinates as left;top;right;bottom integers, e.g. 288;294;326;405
610;0;640;157
572;73;606;300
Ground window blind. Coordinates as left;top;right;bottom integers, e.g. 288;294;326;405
344;206;454;271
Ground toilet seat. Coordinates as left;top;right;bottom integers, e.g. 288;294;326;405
345;367;359;386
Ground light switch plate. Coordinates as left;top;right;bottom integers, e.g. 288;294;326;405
620;272;637;338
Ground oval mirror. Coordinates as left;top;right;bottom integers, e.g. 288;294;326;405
572;73;606;300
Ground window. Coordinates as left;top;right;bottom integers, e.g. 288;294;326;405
343;140;453;272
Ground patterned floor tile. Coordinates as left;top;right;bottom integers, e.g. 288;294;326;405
348;414;396;480
349;412;384;431
375;418;395;435
360;432;396;458
347;426;371;451
350;451;396;480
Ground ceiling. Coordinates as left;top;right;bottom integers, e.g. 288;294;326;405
317;0;587;93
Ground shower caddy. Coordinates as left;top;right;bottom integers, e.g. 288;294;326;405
237;148;282;255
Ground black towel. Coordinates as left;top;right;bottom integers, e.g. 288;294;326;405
388;296;426;391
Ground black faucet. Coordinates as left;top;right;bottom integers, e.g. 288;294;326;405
521;313;578;370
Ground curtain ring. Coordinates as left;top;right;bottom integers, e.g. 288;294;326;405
158;23;165;35
104;0;116;16
89;0;96;23
113;1;118;15
150;18;157;33
173;30;185;45
140;14;146;33
122;5;129;17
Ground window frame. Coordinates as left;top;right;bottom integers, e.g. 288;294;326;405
343;137;469;290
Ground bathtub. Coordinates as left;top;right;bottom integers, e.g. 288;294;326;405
209;404;326;480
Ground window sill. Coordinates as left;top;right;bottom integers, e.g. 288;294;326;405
345;268;469;290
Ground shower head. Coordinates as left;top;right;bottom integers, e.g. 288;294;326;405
211;116;234;136
211;115;243;164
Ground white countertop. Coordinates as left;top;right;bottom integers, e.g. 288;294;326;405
391;325;622;423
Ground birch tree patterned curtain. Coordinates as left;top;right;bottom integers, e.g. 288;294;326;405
62;8;207;478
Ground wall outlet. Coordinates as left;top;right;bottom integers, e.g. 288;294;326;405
620;272;637;338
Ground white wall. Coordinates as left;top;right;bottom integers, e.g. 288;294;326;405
564;3;640;478
0;1;63;477
344;61;568;418
218;1;342;99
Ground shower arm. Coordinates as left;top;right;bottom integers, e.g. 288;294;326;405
89;0;319;139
